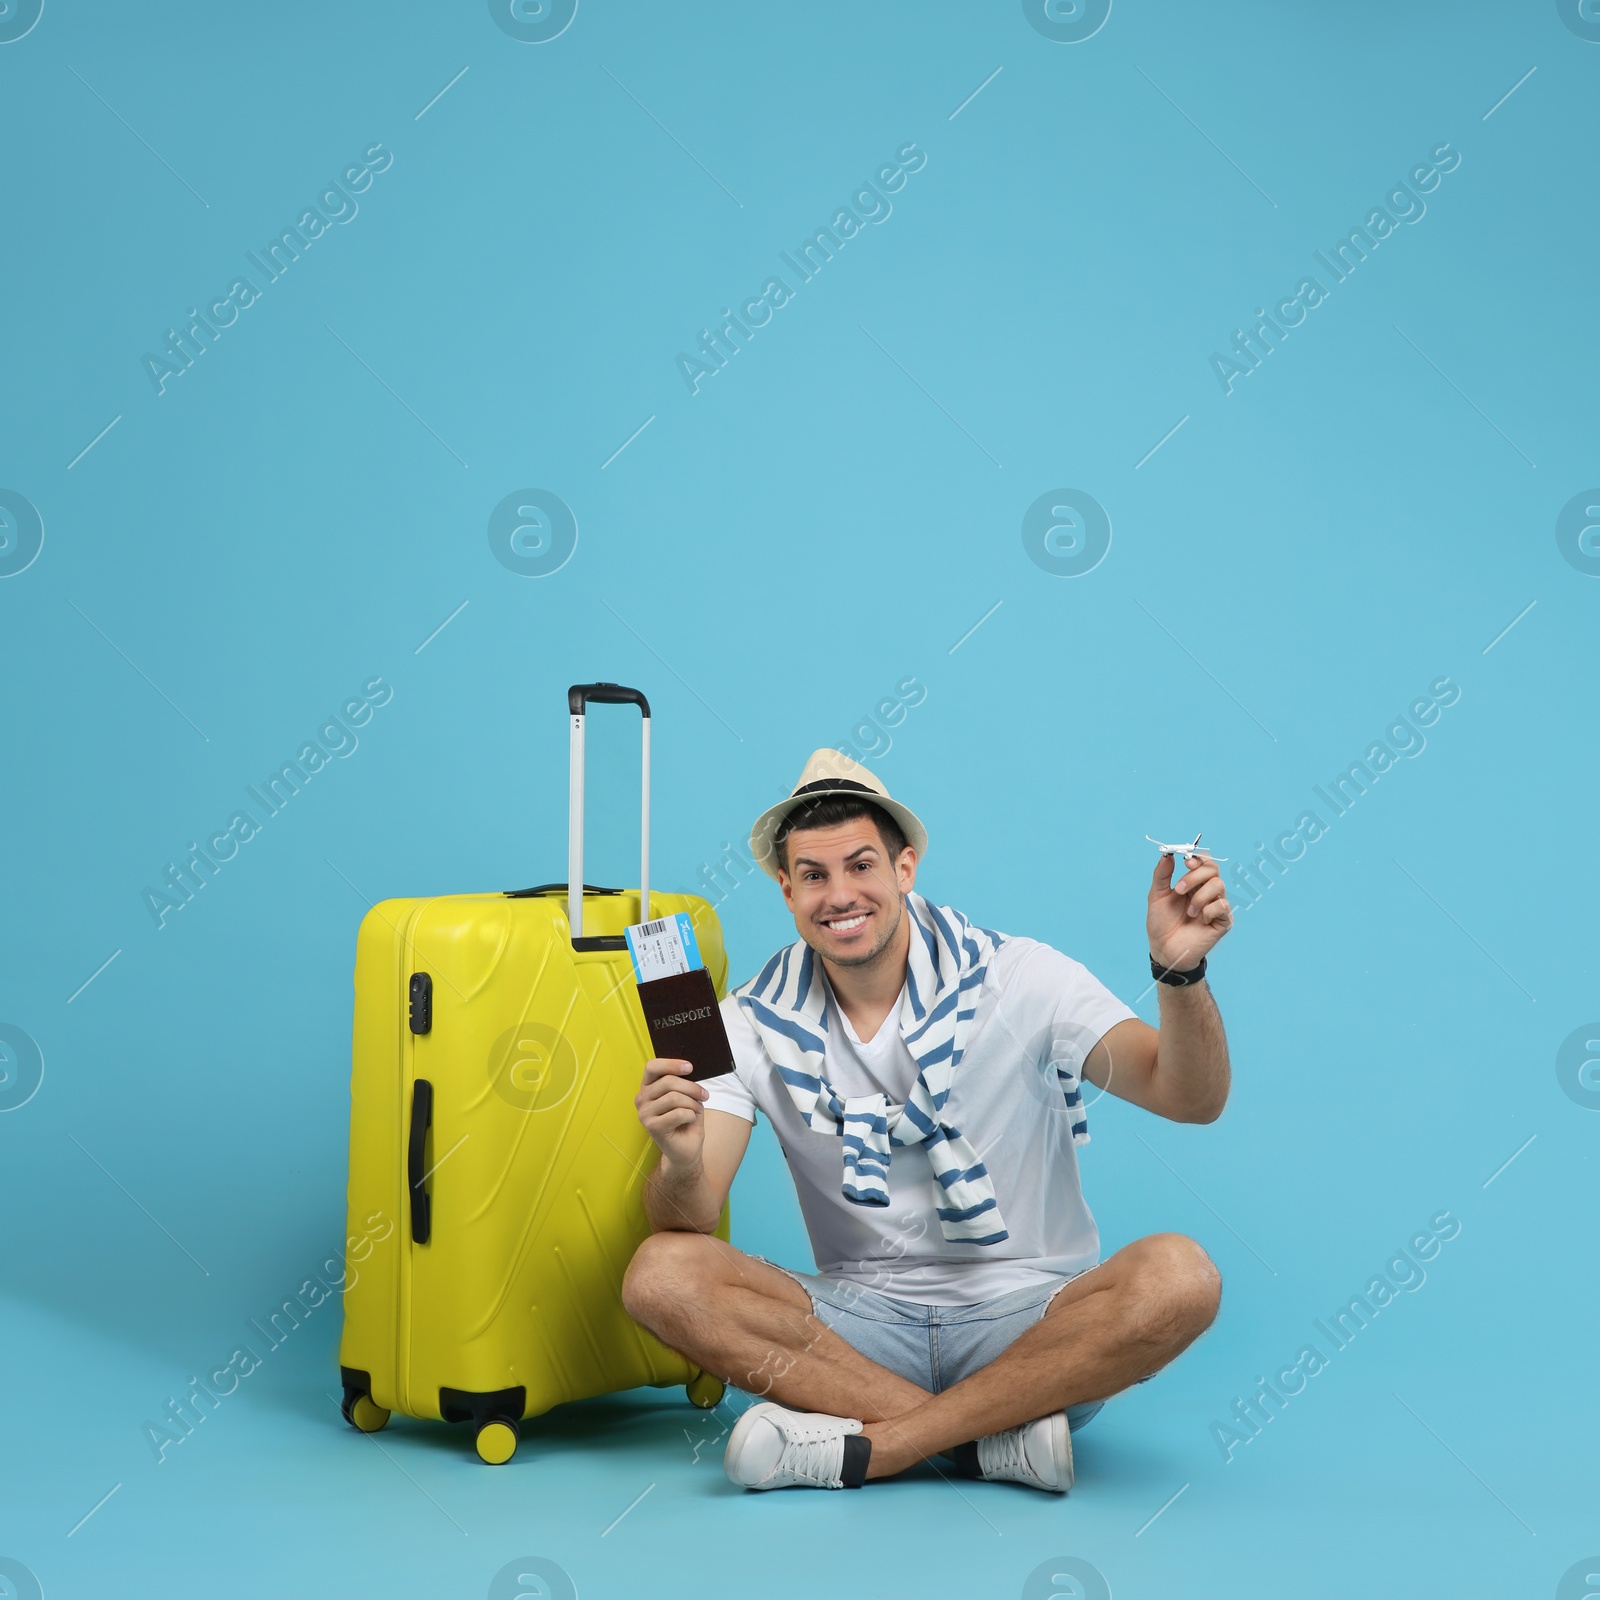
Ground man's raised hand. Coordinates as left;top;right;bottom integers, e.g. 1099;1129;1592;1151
635;1058;708;1170
1147;852;1233;972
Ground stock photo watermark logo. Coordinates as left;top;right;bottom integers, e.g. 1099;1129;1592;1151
0;1559;41;1600
0;489;43;578
141;1211;392;1464
0;1024;44;1113
1558;1559;1600;1599
1021;0;1112;43
1209;1210;1461;1462
487;1556;577;1600
1555;489;1600;575
1556;1024;1600;1110
1020;1557;1111;1600
1230;676;1460;912
0;0;41;44
1012;1018;1100;1124
140;143;393;397
1022;489;1111;576
488;0;577;43
1557;0;1600;41
675;142;928;396
1209;142;1461;395
489;1023;579;1112
833;675;928;765
141;677;393;929
692;837;760;912
488;489;578;576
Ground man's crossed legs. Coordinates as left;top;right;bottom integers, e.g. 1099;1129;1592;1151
621;1230;1221;1486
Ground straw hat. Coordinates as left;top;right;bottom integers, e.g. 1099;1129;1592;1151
749;749;928;881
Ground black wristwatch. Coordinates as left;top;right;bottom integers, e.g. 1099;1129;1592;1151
1151;951;1207;986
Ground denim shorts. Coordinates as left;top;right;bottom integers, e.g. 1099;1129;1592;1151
748;1255;1108;1434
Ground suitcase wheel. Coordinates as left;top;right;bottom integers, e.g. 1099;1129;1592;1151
348;1394;390;1433
685;1372;724;1410
340;1388;390;1440
475;1419;519;1465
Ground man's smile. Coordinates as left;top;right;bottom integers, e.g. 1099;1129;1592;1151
820;912;870;934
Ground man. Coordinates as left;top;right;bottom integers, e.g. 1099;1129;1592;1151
622;751;1232;1494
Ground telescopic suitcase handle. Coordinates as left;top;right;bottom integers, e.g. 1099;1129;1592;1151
567;682;650;948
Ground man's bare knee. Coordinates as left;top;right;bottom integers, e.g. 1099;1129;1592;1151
1128;1232;1222;1339
621;1230;718;1328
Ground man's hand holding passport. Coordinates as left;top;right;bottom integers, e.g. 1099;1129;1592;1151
626;912;735;1082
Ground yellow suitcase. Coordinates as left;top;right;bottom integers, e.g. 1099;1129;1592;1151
337;683;729;1464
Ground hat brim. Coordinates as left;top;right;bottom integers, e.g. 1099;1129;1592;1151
749;785;928;881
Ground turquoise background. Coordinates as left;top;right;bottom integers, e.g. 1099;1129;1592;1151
2;1;1596;1595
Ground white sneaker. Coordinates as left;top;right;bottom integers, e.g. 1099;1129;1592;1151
970;1413;1074;1493
723;1402;866;1490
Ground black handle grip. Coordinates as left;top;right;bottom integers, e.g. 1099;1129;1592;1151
408;1079;433;1244
567;682;651;716
504;882;623;899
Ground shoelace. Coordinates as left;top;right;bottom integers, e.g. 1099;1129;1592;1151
977;1425;1034;1483
772;1415;848;1486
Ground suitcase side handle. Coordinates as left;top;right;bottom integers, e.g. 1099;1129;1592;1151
408;1078;433;1244
567;682;650;945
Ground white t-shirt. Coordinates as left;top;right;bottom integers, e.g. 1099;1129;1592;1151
704;936;1136;1307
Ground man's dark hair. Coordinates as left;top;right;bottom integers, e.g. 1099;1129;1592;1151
773;795;908;875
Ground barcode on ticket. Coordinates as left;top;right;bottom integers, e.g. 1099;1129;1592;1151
624;911;705;984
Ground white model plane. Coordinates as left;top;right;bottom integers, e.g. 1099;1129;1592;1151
1145;832;1227;861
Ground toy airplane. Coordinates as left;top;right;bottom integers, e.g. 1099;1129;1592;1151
1146;833;1227;862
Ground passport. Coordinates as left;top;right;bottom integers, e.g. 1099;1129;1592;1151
634;967;735;1082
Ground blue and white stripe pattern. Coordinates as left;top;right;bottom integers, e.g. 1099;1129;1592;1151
736;894;1042;1247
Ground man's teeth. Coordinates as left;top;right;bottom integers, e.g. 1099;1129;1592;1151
826;914;868;932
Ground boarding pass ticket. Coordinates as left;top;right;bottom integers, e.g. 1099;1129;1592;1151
624;912;705;984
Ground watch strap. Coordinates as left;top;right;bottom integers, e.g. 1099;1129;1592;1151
1151;952;1207;986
